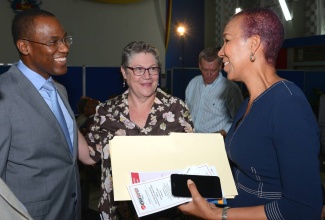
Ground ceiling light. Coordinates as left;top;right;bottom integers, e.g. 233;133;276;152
278;0;292;21
177;26;185;36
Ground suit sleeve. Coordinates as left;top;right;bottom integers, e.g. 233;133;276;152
0;103;11;179
319;94;325;154
266;95;322;219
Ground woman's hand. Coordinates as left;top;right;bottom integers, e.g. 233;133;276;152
218;129;227;137
77;129;96;165
321;205;325;218
178;179;222;220
179;180;268;220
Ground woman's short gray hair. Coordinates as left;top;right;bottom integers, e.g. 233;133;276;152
121;41;161;69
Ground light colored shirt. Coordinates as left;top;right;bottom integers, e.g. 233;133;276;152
16;60;74;144
185;73;243;133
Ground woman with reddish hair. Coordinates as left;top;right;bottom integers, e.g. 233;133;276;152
178;8;322;220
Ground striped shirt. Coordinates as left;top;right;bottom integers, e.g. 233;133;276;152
185;73;243;133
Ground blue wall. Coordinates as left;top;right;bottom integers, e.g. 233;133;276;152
283;35;325;48
54;66;126;113
52;67;83;114
165;0;205;70
85;67;125;102
1;65;325;115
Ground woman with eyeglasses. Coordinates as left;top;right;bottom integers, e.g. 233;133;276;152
78;41;194;220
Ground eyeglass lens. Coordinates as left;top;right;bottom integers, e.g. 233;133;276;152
130;67;160;75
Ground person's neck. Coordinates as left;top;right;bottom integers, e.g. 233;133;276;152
244;67;282;102
127;92;156;128
127;91;156;111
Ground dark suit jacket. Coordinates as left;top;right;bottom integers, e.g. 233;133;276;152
319;94;325;154
0;65;81;220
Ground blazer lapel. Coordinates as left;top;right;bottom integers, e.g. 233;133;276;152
11;67;59;127
55;84;78;158
9;66;72;156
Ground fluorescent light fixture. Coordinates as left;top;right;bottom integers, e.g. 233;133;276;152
235;7;242;14
278;0;292;21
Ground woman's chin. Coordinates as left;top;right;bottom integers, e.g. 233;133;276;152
138;90;156;98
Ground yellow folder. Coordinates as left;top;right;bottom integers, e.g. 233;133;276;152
110;132;238;201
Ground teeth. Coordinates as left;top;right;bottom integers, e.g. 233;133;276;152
55;57;66;62
224;62;229;66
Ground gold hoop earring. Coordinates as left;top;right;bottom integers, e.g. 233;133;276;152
250;53;256;62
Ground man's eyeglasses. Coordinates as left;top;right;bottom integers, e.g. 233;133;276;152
21;36;73;50
127;66;160;76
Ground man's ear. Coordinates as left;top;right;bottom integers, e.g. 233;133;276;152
16;39;29;55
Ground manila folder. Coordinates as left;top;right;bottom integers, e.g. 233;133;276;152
110;132;237;201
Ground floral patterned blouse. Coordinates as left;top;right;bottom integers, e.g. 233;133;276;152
86;88;194;220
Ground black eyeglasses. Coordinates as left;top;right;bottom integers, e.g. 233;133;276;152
21;36;73;50
127;66;160;76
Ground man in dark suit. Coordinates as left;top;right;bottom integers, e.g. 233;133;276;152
0;9;80;219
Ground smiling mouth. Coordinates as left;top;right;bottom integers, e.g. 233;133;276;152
141;83;153;86
54;57;66;62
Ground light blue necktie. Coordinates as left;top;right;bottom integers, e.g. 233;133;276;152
42;81;73;153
